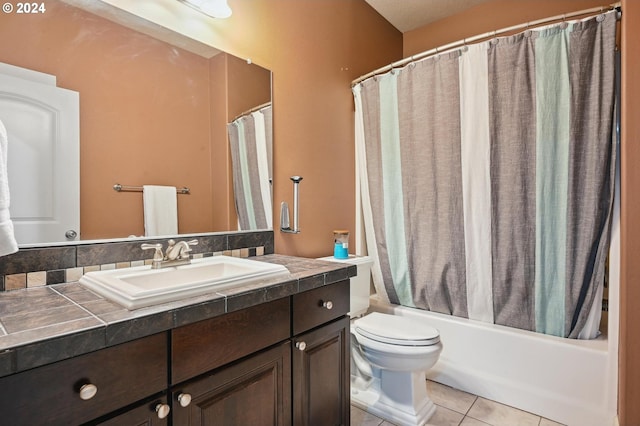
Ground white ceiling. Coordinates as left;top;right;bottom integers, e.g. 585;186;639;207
365;0;493;33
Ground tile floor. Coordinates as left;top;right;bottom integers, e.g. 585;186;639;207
351;380;565;426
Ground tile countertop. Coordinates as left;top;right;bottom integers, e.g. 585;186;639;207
0;254;356;378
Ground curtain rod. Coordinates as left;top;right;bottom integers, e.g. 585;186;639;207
232;102;272;122
352;2;621;86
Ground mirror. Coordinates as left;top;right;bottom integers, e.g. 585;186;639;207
0;0;272;245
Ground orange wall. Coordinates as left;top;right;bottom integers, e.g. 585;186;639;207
227;56;271;119
404;1;640;424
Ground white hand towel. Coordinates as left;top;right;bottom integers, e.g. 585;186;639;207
0;119;18;256
143;185;178;237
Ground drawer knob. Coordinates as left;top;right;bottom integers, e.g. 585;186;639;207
178;392;192;407
156;403;171;419
79;383;98;401
322;300;333;310
296;341;307;351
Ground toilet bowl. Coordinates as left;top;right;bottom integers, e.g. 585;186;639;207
351;312;442;426
318;256;443;426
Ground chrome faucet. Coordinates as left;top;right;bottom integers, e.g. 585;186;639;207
141;239;199;269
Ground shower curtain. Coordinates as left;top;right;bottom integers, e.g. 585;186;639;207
227;105;273;230
353;11;617;339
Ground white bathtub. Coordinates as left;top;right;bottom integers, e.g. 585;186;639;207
369;295;618;426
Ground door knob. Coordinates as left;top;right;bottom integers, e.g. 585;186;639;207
296;341;307;351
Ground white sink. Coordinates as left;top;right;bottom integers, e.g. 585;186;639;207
79;256;290;310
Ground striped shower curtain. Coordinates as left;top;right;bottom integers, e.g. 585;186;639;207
227;105;273;230
353;12;617;339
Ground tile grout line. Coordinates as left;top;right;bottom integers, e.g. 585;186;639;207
465;394;479;416
50;287;107;326
0;315;104;338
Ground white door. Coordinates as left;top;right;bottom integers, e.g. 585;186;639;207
0;68;79;244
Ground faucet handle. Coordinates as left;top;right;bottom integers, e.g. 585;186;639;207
141;243;164;261
176;239;198;259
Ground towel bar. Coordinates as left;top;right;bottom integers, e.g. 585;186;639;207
113;184;190;194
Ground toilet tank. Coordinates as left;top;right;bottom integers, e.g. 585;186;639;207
318;255;373;317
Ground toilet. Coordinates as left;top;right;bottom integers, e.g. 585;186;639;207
319;255;442;426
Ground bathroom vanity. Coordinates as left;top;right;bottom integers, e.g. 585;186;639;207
0;255;354;425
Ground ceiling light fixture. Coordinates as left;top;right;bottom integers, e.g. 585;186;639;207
177;0;232;19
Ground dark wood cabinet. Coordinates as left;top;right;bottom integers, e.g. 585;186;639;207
0;279;351;425
171;342;292;426
291;280;351;426
171;280;351;426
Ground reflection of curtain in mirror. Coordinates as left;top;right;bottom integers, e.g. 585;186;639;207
228;105;273;230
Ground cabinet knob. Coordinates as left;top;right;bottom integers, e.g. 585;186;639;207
296;341;307;351
155;403;171;419
79;383;98;401
322;300;333;310
177;392;192;407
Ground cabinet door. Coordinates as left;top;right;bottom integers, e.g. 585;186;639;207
292;316;350;426
172;342;291;426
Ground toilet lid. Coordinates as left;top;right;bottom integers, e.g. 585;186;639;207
355;312;440;346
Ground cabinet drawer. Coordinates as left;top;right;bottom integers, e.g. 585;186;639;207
0;333;168;426
292;280;349;335
172;297;290;384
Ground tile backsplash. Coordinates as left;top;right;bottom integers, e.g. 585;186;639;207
0;231;274;291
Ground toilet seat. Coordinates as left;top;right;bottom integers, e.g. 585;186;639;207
354;312;440;346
